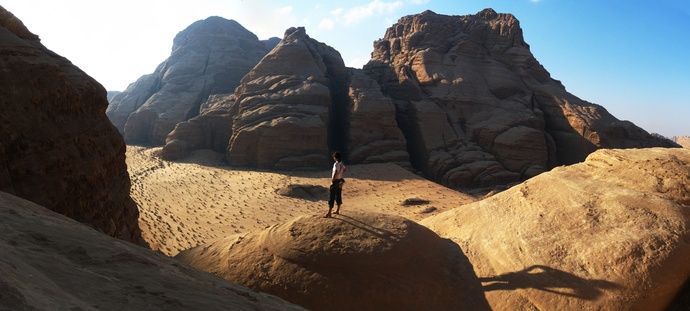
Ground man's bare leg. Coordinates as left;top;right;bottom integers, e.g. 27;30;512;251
334;204;340;215
324;206;333;218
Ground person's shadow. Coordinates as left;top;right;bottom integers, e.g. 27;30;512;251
479;265;621;300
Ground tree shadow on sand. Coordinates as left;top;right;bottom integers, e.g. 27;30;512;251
479;265;622;300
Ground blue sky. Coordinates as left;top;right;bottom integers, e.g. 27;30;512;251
3;0;689;137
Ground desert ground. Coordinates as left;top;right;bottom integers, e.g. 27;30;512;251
126;145;478;256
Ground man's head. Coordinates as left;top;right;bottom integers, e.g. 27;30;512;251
332;151;342;161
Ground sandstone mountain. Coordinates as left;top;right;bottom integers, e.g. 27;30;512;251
106;90;121;102
177;211;491;311
225;26;409;168
0;191;305;311
106;16;278;145
421;147;690;310
162;27;410;168
0;6;141;243
154;9;674;189
363;9;675;187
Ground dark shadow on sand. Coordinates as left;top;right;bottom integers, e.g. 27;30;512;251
479;265;622;300
332;214;493;310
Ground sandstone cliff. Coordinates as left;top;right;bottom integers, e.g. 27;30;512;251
159;93;236;159
221;27;409;169
0;191;305;311
421;147;690;310
0;6;141;243
106;16;277;145
177;211;491;311
157;10;673;189
364;9;674;188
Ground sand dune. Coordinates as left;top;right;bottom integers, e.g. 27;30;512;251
126;145;477;256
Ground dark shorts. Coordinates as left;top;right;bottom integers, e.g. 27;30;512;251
328;179;344;207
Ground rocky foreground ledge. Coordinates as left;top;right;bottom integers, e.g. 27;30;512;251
0;191;305;311
179;147;690;311
177;211;492;310
422;147;690;310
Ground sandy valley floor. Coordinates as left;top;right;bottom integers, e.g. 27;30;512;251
126;145;477;256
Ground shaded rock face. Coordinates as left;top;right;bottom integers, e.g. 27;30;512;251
0;7;141;243
364;9;673;187
225;27;409;169
106;16;276;145
177;211;491;311
159;93;235;160
421;148;690;310
0;192;306;311
347;68;410;166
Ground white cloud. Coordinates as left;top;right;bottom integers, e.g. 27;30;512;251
530;0;542;3
408;0;430;4
331;8;344;17
275;6;293;15
318;18;336;30
344;0;404;26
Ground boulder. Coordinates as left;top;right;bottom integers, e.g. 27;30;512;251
364;9;673;188
106;16;276;145
0;191;305;311
0;6;141;243
177;211;491;311
421;147;690;310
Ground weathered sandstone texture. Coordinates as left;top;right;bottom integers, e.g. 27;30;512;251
421;147;690;310
177;211;491;311
0;191;306;311
106;16;277;145
224;27;409;169
0;7;141;243
364;9;674;187
155;10;672;189
159;93;236;159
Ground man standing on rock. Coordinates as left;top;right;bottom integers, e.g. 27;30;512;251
325;151;347;218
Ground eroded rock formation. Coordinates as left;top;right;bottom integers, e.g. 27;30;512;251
160;93;236;159
0;191;306;311
157;9;674;189
177;211;491;311
421;147;690;310
224;27;409;169
0;6;141;243
364;9;674;187
106;16;277;145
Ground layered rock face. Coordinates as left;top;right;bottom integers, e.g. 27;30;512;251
106;16;277;145
160;93;235;159
364;9;673;187
0;7;141;243
0;191;305;311
156;9;672;188
177;212;491;311
421;147;690;310
224;27;409;169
